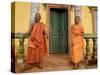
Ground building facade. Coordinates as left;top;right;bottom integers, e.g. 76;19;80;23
13;2;97;56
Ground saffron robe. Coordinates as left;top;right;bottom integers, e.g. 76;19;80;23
71;24;84;64
26;22;47;64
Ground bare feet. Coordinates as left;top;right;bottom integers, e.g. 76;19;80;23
22;64;33;71
37;63;43;69
73;63;79;69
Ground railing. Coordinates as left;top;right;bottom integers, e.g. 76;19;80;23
83;33;97;67
11;33;97;69
11;33;29;70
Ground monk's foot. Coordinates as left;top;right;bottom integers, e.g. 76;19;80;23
77;62;82;69
37;63;43;69
23;64;33;71
73;64;78;69
73;66;78;69
77;64;80;69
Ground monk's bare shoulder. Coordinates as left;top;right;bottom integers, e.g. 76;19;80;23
40;22;46;28
40;22;45;25
80;25;84;28
71;24;75;29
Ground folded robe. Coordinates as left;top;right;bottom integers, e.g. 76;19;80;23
26;22;47;64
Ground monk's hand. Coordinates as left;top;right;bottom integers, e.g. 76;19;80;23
46;35;48;39
75;33;78;36
23;33;26;36
71;43;74;46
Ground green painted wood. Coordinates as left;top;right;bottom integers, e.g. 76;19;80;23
83;34;97;67
18;38;24;54
85;38;90;60
83;33;97;60
11;33;26;69
50;10;59;53
11;33;29;38
92;38;97;59
49;8;68;54
83;33;97;39
11;33;28;58
60;11;68;53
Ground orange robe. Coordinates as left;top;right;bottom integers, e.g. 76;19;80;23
71;24;84;64
26;22;47;64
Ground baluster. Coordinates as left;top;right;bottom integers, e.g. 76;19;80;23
18;37;24;58
17;36;25;70
92;38;97;60
85;38;90;67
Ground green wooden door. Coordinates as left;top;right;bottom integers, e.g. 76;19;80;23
49;8;68;54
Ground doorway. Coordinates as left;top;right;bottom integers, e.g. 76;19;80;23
49;8;68;54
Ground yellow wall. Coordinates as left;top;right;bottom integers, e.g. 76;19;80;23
38;5;94;56
13;2;94;56
70;8;75;26
15;2;31;33
70;6;93;34
14;2;31;55
39;4;48;25
81;7;93;56
81;6;93;33
39;4;49;53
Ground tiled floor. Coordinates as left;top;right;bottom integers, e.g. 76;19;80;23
16;54;97;73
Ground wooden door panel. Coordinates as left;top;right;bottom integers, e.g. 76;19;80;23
50;8;68;54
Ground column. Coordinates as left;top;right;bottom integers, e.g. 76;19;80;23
30;3;39;24
74;6;82;23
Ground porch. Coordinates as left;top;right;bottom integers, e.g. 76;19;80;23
22;54;96;73
11;33;97;73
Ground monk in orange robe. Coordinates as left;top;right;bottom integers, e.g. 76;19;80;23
24;13;48;69
71;16;84;69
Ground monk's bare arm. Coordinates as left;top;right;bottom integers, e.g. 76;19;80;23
42;24;48;39
81;25;84;36
25;24;33;35
71;25;74;45
44;29;48;39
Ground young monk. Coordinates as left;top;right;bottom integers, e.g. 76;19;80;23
24;13;48;69
71;16;84;69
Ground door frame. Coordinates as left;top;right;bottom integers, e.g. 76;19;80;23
47;4;71;54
